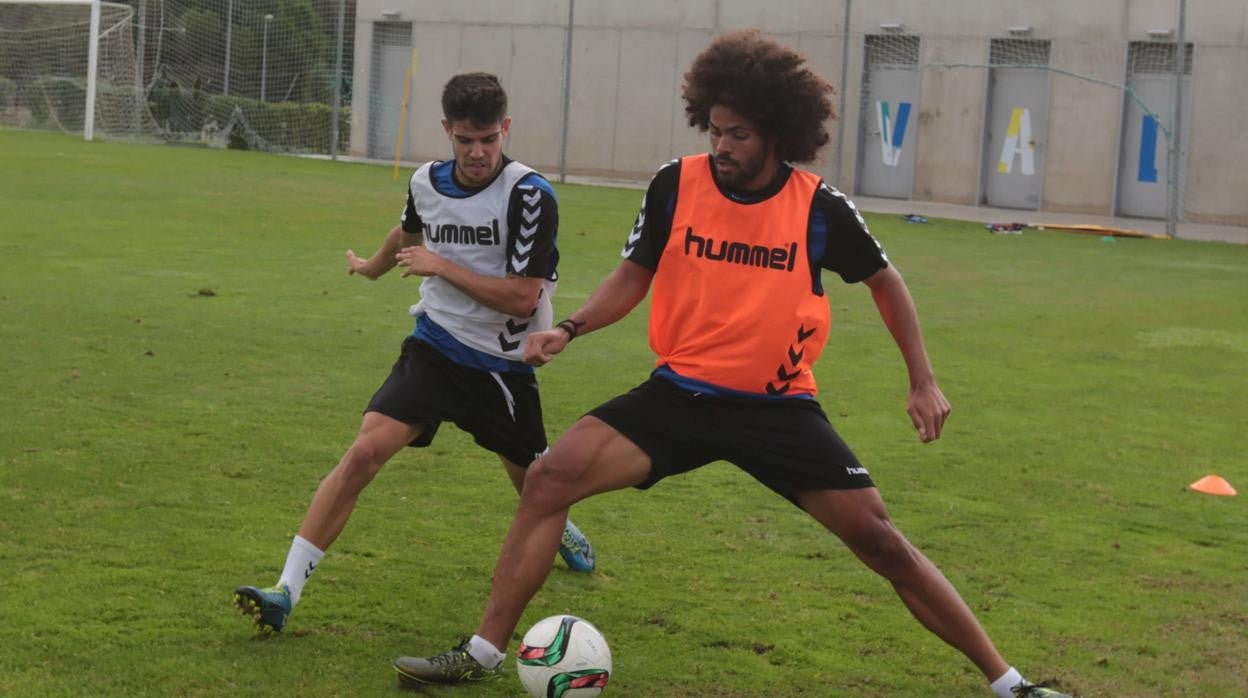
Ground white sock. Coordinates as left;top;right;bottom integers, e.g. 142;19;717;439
277;535;324;606
990;667;1025;698
467;634;505;669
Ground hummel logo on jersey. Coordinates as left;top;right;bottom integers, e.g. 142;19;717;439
423;219;501;246
683;227;797;271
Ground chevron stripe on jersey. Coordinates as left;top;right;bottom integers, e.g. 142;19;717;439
510;185;542;274
408;160;557;362
621;193;646;258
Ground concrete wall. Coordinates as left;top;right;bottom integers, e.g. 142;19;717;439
350;0;1248;226
349;2;567;172
351;0;854;182
1043;39;1129;215
911;35;988;206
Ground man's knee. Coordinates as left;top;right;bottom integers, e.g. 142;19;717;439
519;456;579;512
337;439;386;485
846;517;923;580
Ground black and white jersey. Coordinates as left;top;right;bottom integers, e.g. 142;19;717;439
400;158;559;366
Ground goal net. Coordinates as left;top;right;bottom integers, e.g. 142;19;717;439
0;0;156;138
0;0;355;153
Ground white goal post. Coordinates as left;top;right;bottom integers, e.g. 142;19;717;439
1;0;155;141
2;0;112;140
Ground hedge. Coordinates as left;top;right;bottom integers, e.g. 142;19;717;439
148;88;350;153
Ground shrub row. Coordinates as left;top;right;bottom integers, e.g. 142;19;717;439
148;88;350;152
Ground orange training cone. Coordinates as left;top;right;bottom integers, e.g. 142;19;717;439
1189;475;1237;496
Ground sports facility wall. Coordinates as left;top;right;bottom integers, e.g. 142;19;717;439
3;1;1241;227
350;0;1248;229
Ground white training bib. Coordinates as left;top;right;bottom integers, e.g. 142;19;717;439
407;160;556;361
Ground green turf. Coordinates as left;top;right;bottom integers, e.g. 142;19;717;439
1;128;1246;697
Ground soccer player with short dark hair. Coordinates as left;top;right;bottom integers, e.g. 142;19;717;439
232;72;597;635
397;34;1070;697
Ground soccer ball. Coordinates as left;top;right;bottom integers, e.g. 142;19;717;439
516;615;612;697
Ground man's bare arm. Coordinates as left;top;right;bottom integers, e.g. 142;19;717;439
523;260;655;366
863;264;951;443
395;245;544;317
347;225;421;280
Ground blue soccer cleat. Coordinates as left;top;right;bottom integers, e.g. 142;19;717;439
558;519;596;573
233;583;292;633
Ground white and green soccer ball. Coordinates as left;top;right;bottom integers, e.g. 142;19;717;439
516;615;612;697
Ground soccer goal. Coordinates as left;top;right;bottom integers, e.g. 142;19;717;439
0;0;156;140
1;0;353;153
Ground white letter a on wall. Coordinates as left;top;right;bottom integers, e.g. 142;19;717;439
997;107;1035;175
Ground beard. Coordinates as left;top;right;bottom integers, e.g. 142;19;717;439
714;148;768;189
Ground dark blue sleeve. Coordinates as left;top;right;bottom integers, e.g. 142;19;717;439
399;180;422;235
506;173;559;280
812;183;888;284
621;160;681;271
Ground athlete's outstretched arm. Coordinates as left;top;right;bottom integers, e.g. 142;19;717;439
346;225;418;280
863;264;951;443
395;245;543;318
524;259;654;366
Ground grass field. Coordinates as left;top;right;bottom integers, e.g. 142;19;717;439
1;128;1246;697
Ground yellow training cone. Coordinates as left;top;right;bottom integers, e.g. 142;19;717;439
1189;475;1237;496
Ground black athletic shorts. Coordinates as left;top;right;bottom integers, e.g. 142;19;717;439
588;376;874;505
365;337;547;467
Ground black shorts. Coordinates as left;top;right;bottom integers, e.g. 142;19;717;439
365;337;547;466
588;377;874;505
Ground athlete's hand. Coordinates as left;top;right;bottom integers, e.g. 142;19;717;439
908;381;950;443
396;246;443;277
346;249;376;279
524;328;571;366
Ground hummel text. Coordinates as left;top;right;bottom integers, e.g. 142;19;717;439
683;227;797;271
423;219;501;246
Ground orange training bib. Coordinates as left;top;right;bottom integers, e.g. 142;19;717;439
648;154;830;396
